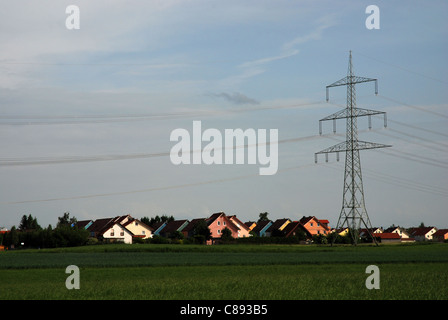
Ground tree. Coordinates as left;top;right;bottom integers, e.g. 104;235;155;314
142;215;175;227
192;219;211;244
18;214;41;231
258;212;269;222
221;227;234;242
57;212;77;229
4;226;19;248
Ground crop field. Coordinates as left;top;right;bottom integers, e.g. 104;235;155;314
0;243;447;300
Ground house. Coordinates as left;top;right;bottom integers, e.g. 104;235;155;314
244;221;257;232
409;227;438;241
151;222;167;236
250;220;272;237
87;218;116;238
86;215;136;244
432;229;448;242
181;218;205;239
373;232;402;243
228;215;252;238
122;217;154;239
335;227;350;236
384;226;411;239
283;221;311;239
359;228;383;238
101;221;134;244
75;220;93;230
265;219;291;237
158;220;189;238
299;216;331;236
206;212;239;241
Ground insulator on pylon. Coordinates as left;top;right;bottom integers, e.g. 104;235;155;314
333;119;336;133
319;121;322;135
368;115;372;130
314;154;318;163
336;152;340;162
325;153;329;162
384;113;387;128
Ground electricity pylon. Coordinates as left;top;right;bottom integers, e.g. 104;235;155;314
315;51;391;245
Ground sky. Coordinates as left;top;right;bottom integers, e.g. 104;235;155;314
0;0;447;230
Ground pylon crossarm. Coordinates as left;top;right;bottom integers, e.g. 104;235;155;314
315;140;391;156
356;140;392;150
320;107;385;122
326;77;378;101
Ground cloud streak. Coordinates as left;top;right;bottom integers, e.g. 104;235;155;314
210;92;260;105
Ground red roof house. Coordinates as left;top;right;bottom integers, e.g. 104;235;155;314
299;216;331;236
433;229;448;242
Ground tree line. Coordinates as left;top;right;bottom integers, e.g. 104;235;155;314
1;213;89;249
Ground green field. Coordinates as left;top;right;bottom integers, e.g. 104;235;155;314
1;243;447;300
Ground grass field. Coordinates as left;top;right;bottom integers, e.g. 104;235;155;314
1;243;447;300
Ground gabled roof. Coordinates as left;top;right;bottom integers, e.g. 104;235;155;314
182;218;206;234
86;216;134;236
299;216;331;232
266;219;290;232
161;219;189;234
207;212;239;230
283;221;311;238
76;220;93;229
228;215;250;232
207;212;225;225
384;226;401;233
150;221;166;232
251;220;272;234
409;227;437;236
374;232;401;239
87;218;114;233
244;221;257;231
433;229;448;236
122;218;154;232
299;216;315;225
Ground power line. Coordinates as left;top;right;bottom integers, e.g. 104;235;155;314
375;128;448;153
0;133;325;167
323;163;448;198
385;118;448;139
0;100;326;126
378;95;448;119
0;163;316;204
356;51;448;85
376;148;448;170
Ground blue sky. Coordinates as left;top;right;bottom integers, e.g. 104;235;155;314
0;0;447;230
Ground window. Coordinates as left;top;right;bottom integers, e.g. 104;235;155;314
142;230;145;235
120;231;124;236
223;221;226;226
217;221;221;226
310;223;313;227
218;229;221;234
111;231;115;236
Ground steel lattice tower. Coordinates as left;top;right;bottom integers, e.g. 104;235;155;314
315;51;391;245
